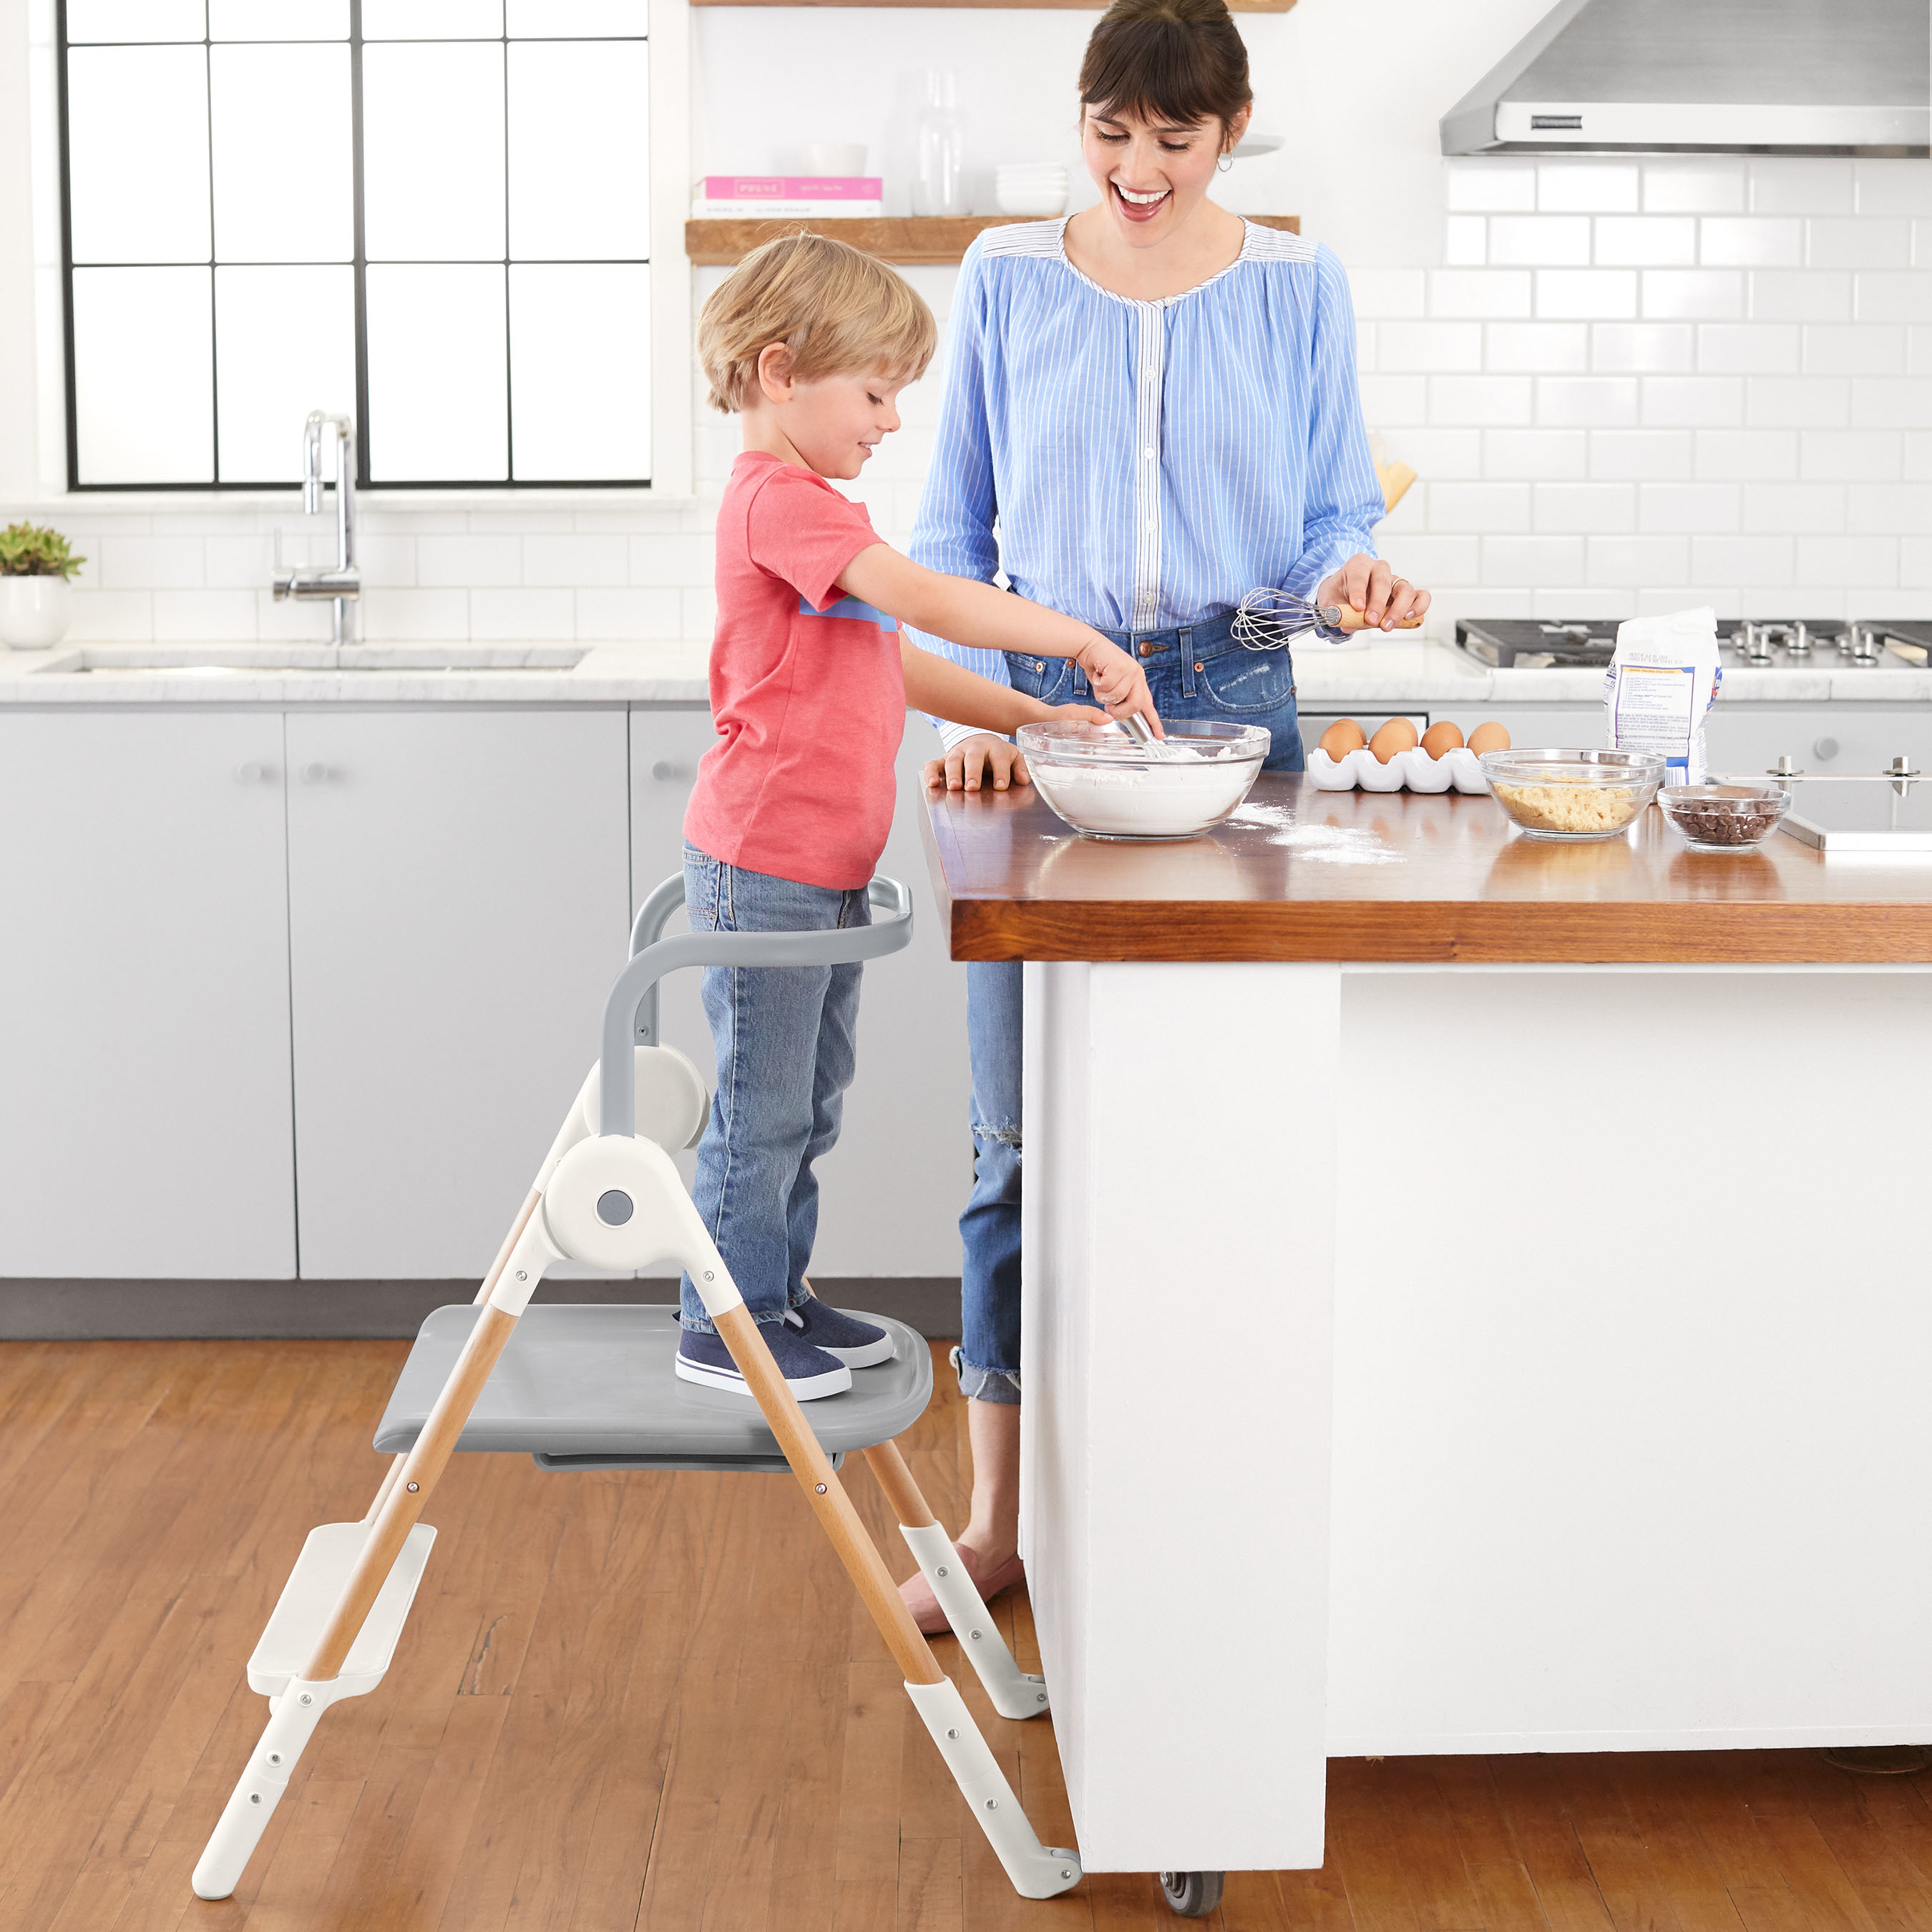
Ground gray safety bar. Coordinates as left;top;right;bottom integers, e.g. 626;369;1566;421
597;872;914;1138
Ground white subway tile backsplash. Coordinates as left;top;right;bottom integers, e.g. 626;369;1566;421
66;590;152;640
1847;482;1932;533
629;533;716;586
1745;379;1850;428
419;535;522;587
1538;165;1639;214
203;534;275;589
1807;218;1911;270
682;587;718;637
1531;588;1636;620
1485;429;1590;479
1347;268;1428;318
1748;270;1852;323
1742;482;1845;533
1429;270;1533;319
1748;160;1853;216
1642;270;1745;320
1532;482;1635;532
355;534;416;587
1594;217;1696;268
255;591;334;641
1696;324;1800;375
1903;536;1932;584
1385;428;1484;478
1428;483;1533;533
1486;322;1589;372
1801;431;1903;480
1798;325;1903;376
1357;321;1378;369
1853;379;1932;429
97;536;203;589
1642;163;1745;215
1589;431;1694;480
1855;163;1932;218
1916;223;1932;270
1382;534;1482;585
1443;216;1486;267
575;586;683;640
1537;376;1639;427
1431;375;1534;426
1693;536;1793;584
1858;273;1932;323
1537;270;1638;320
1446;165;1536;214
1378;321;1485;373
470;587;575;640
1361;374;1430;422
1699;219;1805;268
1594;323;1695;373
359;588;469;640
522;534;628;587
1797;535;1898;586
153;590;256;640
1588;535;1690;586
1636;587;1724;618
1696;429;1799;480
1490;217;1591;267
1643;377;1745;427
1637;483;1740;532
1482;536;1584;586
466;509;575;535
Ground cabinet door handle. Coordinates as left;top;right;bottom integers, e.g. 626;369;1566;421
300;761;332;785
651;761;688;781
1813;737;1840;761
234;761;273;784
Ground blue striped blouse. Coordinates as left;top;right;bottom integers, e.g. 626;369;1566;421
907;217;1385;746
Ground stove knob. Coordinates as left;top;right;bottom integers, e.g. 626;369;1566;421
1813;737;1839;762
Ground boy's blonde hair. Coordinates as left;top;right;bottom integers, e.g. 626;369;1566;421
698;231;937;414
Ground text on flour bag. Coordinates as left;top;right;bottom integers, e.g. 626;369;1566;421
1604;607;1724;786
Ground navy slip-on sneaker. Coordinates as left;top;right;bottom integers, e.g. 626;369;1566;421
785;1296;894;1369
675;1322;852;1401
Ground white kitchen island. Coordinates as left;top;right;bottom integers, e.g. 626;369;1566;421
923;774;1932;1879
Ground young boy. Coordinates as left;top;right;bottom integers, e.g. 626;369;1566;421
677;230;1160;1399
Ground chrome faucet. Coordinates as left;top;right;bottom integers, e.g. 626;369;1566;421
272;411;360;645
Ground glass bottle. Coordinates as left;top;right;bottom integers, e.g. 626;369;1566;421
913;70;967;218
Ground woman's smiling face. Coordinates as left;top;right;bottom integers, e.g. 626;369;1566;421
1080;101;1248;246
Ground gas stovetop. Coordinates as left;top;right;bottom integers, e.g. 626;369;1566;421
1455;618;1932;670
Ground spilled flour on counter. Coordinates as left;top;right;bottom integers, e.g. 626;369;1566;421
1226;801;1405;864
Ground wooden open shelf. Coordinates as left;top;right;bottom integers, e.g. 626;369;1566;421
687;213;1300;266
692;0;1294;9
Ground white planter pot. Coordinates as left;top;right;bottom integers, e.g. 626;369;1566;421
0;575;73;649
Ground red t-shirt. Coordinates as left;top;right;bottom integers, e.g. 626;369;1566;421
683;452;906;891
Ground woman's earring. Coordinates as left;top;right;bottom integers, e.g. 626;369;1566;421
1218;152;1234;173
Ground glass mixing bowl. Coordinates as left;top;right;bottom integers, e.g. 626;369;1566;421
1015;719;1270;840
1479;748;1668;841
1659;782;1791;851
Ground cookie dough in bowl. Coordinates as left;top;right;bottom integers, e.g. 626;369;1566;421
1016;720;1269;840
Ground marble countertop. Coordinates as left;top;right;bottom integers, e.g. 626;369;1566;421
4;635;1931;706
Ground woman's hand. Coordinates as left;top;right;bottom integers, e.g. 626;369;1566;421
922;705;1108;792
1073;635;1163;736
1318;555;1430;631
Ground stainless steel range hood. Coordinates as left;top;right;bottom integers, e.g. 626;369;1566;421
1442;0;1931;156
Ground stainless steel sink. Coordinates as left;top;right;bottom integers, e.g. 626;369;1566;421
34;646;588;675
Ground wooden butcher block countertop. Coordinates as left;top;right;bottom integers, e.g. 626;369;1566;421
919;774;1932;964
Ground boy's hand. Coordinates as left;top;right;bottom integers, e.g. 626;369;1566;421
922;706;1108;793
1073;635;1163;736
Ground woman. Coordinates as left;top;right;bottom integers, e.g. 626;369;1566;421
901;0;1429;1629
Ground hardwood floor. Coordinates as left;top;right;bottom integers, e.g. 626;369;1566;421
2;1336;1929;1930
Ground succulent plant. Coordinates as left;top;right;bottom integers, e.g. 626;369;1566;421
0;522;85;579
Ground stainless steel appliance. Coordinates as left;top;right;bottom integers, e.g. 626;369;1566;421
1455;618;1929;672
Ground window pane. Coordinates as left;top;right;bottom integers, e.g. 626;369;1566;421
506;0;645;34
73;267;213;484
366;265;507;480
363;42;504;260
67;0;205;42
507;42;648;260
509;264;648;480
363;0;502;36
215;266;356;482
208;0;347;36
67;47;210;264
210;44;352;261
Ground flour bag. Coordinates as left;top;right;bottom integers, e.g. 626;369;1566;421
1603;608;1723;786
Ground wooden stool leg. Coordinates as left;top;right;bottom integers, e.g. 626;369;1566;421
864;1440;1051;1721
711;1306;1081;1900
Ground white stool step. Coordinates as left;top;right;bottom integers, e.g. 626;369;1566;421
247;1521;436;1699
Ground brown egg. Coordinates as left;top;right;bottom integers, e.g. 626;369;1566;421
1466;721;1512;755
1367;717;1420;764
1318;718;1367;761
1420;721;1465;758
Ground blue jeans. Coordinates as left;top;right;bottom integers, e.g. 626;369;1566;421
678;844;871;1332
955;613;1305;1402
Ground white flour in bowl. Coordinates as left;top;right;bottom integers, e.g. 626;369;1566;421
1031;756;1258;837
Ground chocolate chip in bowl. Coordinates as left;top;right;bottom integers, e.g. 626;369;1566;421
1658;783;1791;852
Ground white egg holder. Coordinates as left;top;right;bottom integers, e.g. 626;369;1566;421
1306;745;1492;794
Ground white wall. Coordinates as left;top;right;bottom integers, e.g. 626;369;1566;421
1;0;1928;638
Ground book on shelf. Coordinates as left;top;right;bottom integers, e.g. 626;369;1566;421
693;203;886;220
698;175;883;201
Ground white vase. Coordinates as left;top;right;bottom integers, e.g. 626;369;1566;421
0;575;73;649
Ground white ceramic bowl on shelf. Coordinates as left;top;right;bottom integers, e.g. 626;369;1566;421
996;189;1068;216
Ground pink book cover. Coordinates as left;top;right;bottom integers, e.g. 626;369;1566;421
701;175;884;201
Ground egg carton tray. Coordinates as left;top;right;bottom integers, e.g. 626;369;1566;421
1307;745;1491;794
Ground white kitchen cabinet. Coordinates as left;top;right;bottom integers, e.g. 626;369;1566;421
0;710;296;1277
286;709;631;1278
1702;706;1932;776
628;710;971;1281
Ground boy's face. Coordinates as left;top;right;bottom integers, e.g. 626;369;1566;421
753;358;907;479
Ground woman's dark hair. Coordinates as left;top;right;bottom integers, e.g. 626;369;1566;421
1078;0;1253;139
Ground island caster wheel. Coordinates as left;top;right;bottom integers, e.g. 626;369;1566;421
1160;1870;1224;1917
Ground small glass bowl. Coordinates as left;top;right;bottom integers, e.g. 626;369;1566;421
1658;782;1791;852
1478;748;1668;841
1015;719;1269;840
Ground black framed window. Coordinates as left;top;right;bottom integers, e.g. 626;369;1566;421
58;0;651;489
